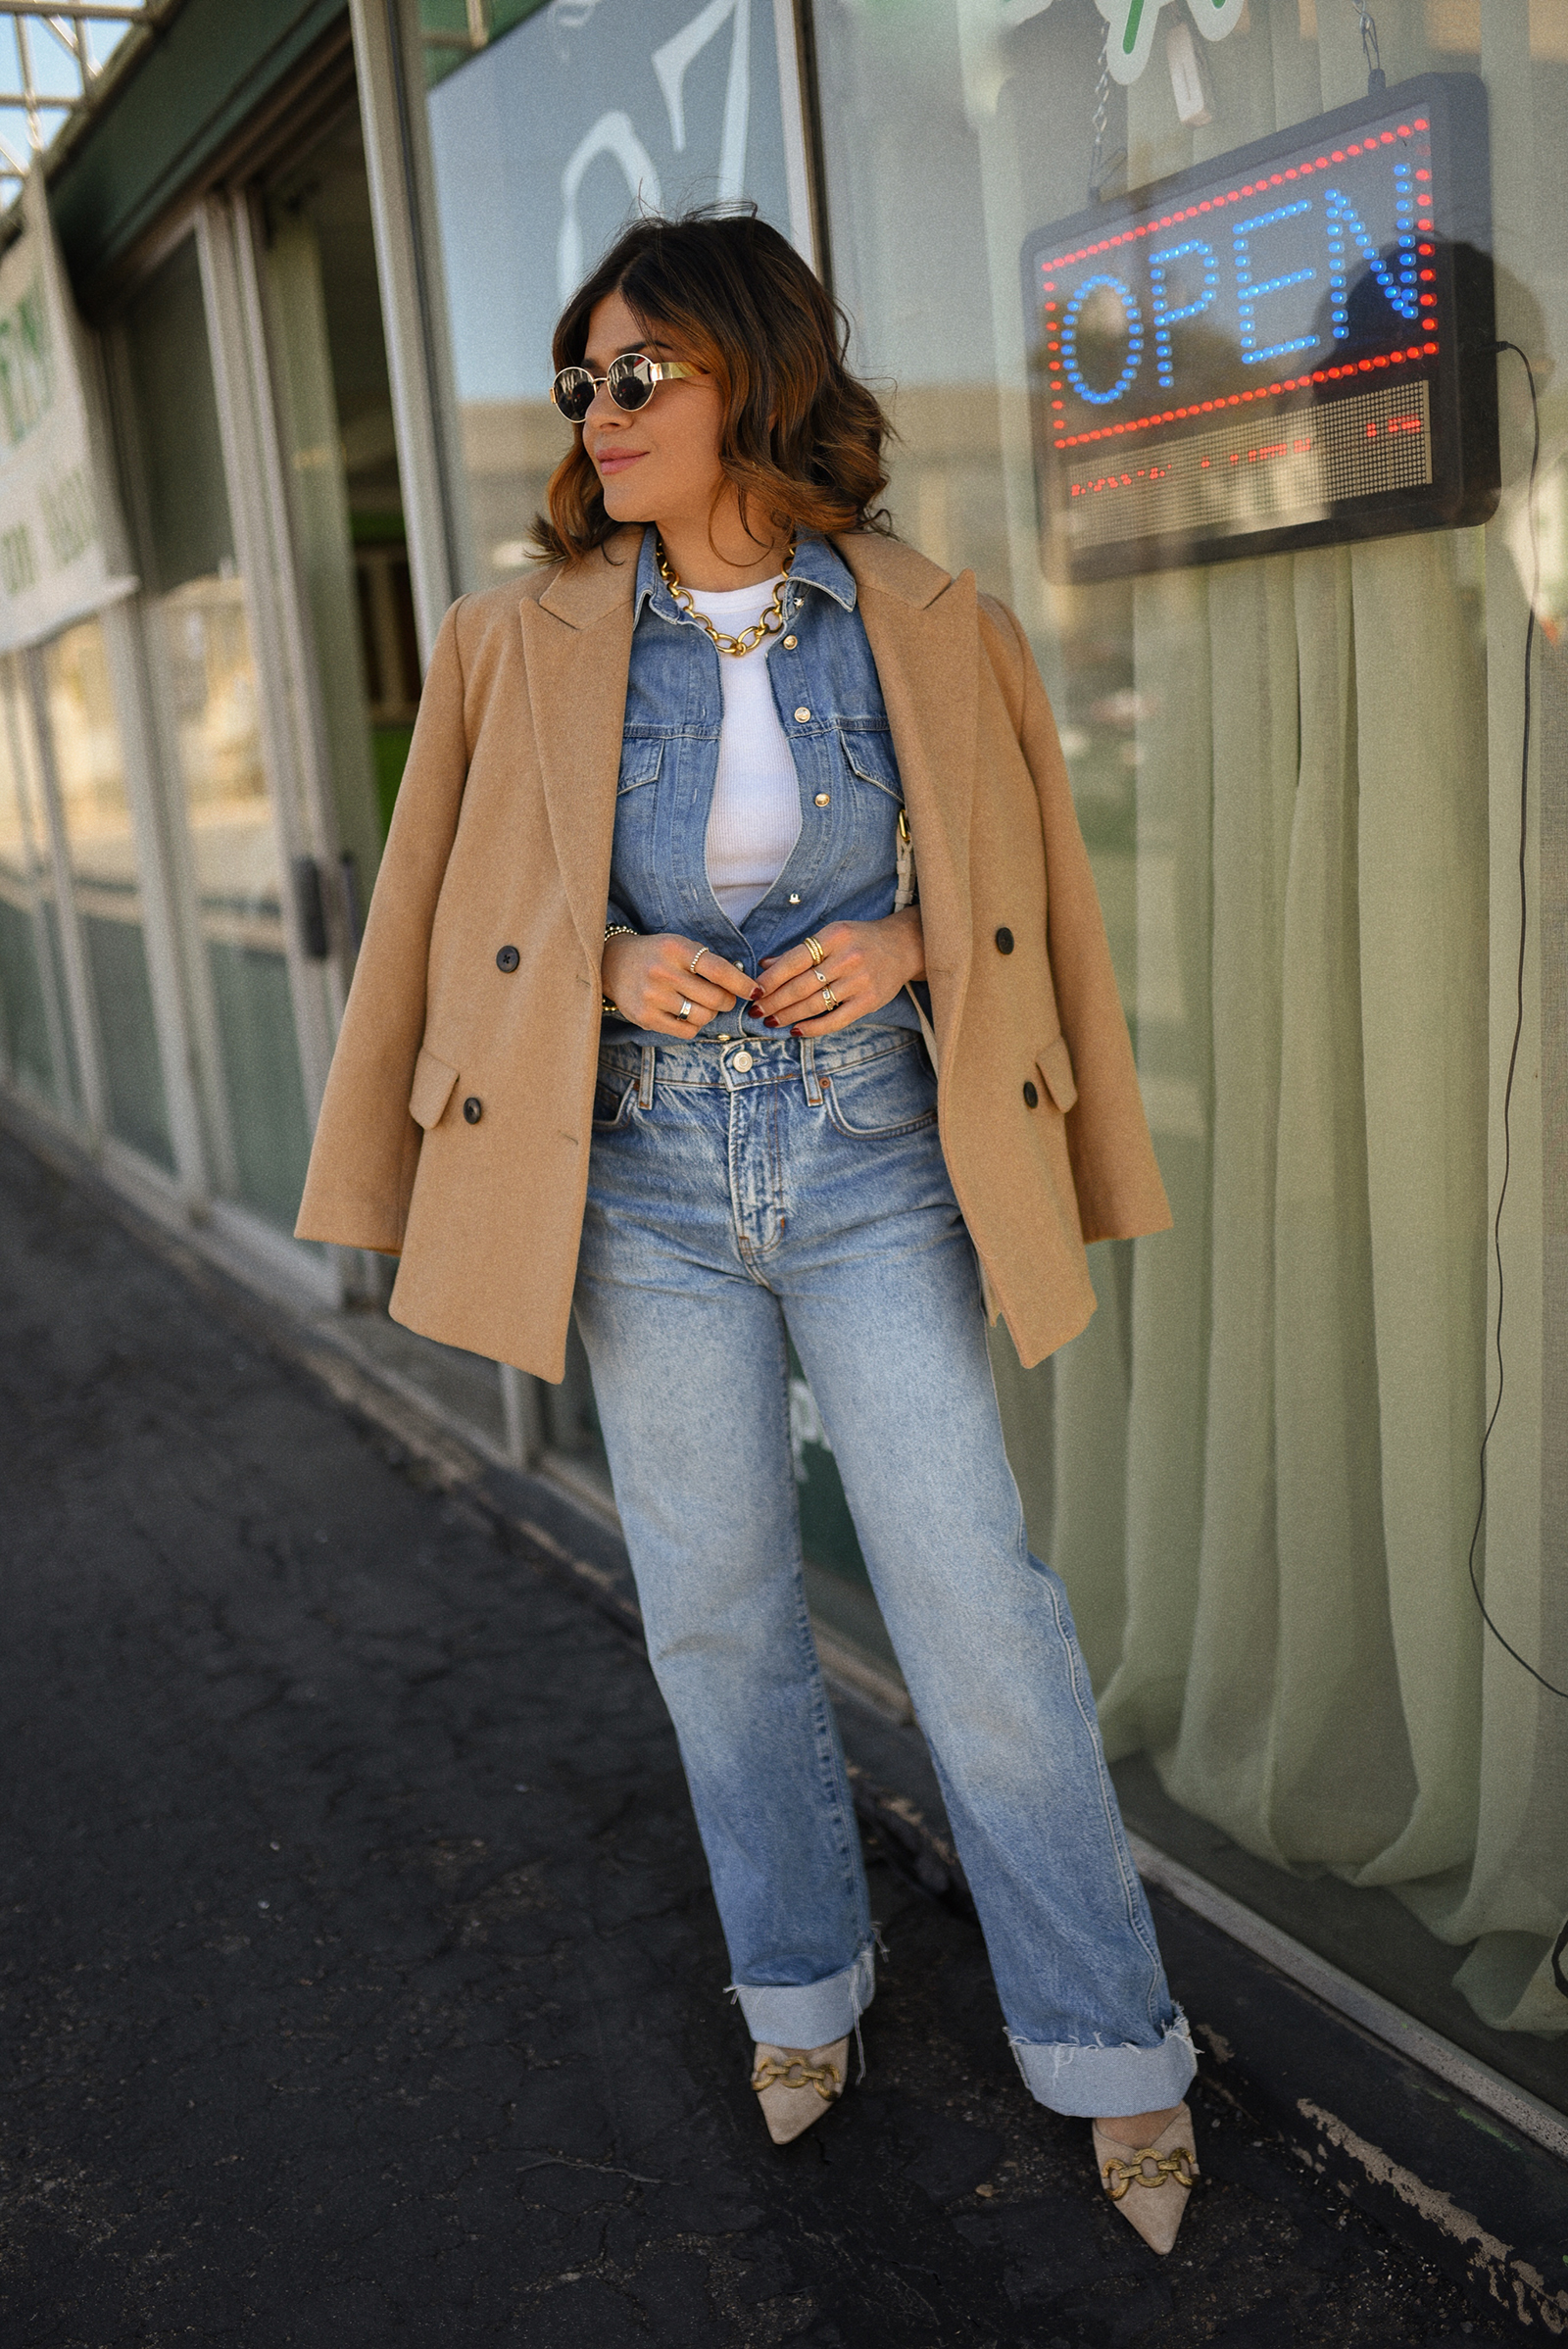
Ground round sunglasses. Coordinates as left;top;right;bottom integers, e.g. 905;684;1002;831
550;353;698;423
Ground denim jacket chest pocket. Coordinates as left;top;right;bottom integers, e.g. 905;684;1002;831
617;737;664;797
838;726;904;811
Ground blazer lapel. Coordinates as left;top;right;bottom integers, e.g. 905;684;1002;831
518;535;639;973
842;536;979;1041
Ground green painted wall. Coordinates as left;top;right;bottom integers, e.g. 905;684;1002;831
52;0;349;291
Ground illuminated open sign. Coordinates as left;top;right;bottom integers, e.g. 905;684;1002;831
1021;74;1496;581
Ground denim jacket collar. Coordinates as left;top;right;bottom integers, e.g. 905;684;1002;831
632;524;857;628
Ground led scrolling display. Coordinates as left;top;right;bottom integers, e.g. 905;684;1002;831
1021;75;1496;579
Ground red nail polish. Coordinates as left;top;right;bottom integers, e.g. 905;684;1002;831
763;1016;780;1029
749;988;762;1002
791;1025;805;1037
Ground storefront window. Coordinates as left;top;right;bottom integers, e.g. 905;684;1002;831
44;616;173;1168
812;0;1564;2051
0;655;75;1113
415;0;801;590
117;235;312;1227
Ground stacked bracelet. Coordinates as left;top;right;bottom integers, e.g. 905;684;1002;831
601;923;639;1018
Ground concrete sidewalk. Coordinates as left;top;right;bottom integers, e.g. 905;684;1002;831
0;1124;1510;2347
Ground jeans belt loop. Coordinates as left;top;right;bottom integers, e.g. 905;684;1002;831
799;1036;822;1107
638;1043;657;1110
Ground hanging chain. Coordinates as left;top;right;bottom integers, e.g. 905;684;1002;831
1088;34;1124;204
1356;0;1386;92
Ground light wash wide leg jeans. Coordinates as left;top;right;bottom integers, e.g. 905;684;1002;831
573;1027;1196;2118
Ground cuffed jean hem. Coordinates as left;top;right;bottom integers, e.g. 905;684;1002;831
1007;2010;1198;2117
730;1943;876;2047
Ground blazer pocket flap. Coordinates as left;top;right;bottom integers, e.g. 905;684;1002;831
409;1046;460;1131
1037;1034;1078;1113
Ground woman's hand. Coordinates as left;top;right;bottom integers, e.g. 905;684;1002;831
601;931;757;1035
754;907;925;1037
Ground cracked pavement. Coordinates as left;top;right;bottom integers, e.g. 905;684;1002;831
0;1126;1515;2346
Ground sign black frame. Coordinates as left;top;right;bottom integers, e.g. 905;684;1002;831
1020;73;1497;582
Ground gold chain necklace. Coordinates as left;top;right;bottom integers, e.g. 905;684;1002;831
656;534;796;658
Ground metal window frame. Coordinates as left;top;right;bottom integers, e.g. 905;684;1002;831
0;3;178;211
348;0;460;666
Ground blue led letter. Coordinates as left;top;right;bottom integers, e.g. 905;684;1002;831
1148;239;1219;390
1324;168;1420;338
1231;198;1317;366
1059;273;1146;407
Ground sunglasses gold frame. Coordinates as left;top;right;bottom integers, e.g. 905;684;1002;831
551;354;698;421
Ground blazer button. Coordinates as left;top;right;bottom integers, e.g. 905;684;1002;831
995;926;1014;954
496;945;520;972
1022;1080;1039;1109
463;1096;483;1124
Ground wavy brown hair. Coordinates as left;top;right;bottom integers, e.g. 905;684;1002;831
531;209;892;563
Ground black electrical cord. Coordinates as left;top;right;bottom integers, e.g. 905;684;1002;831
1465;339;1568;1710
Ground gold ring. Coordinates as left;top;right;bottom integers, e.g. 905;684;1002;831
689;946;710;976
805;935;826;967
820;984;838;1012
676;998;694;1020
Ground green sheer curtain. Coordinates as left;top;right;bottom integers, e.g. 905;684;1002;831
971;0;1565;2036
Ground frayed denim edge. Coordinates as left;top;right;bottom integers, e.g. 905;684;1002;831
726;1934;879;2078
1005;2008;1199;2117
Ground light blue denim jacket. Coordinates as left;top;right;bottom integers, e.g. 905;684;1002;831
605;525;918;1043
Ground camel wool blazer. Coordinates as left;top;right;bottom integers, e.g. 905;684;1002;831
295;527;1171;1382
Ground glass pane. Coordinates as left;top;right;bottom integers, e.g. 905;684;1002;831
120;236;312;1227
811;0;1568;2071
45;617;172;1167
0;654;74;1109
416;0;798;591
263;109;413;862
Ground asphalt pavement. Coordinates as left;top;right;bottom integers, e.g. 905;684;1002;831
0;1122;1515;2347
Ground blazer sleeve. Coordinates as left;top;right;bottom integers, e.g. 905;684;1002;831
983;596;1172;1246
295;599;471;1252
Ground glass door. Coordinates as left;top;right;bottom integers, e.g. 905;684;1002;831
41;615;174;1169
113;233;314;1227
259;105;412;876
0;653;76;1115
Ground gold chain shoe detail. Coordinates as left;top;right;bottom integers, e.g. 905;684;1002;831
1091;2103;1200;2255
750;2038;848;2145
1101;2144;1200;2200
751;2054;843;2100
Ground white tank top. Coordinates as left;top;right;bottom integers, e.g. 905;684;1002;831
689;576;802;924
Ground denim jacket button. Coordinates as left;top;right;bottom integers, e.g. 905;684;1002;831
731;1051;755;1072
814;793;830;807
794;706;811;722
782;634;798;650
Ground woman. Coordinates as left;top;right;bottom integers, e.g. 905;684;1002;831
297;212;1199;2253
